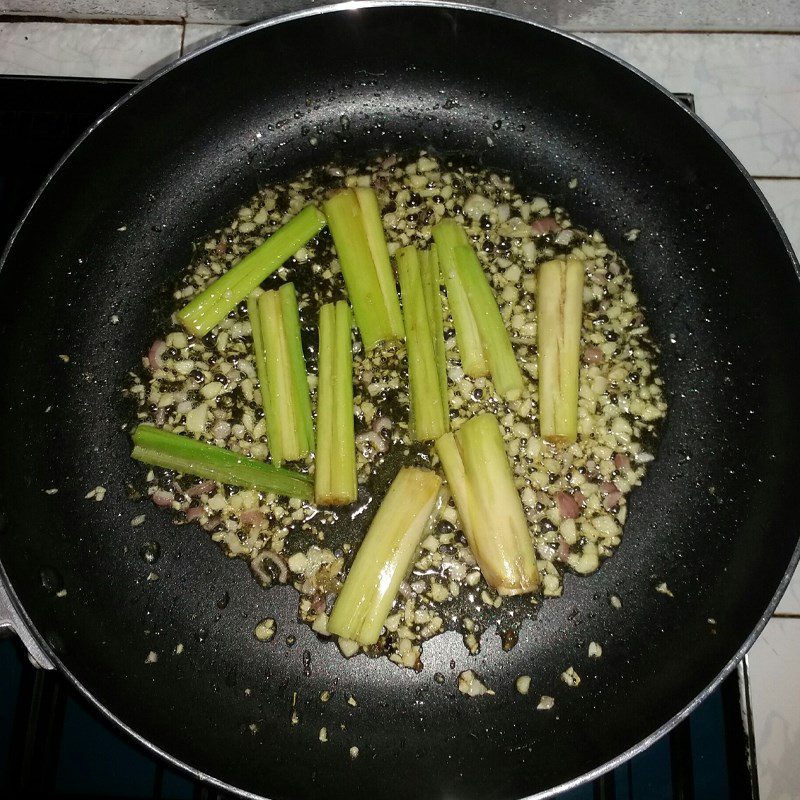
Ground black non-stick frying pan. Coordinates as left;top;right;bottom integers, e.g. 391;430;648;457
1;4;799;799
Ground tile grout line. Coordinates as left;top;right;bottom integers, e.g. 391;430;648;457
0;15;799;35
179;18;186;57
772;612;800;619
0;13;183;26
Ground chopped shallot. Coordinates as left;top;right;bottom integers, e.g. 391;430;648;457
555;491;580;519
601;481;623;510
239;508;264;527
263;551;288;584
185;506;204;522
530;217;560;236
148;339;166;370
583;346;604;365
614;453;631;471
152;489;174;507
186;479;216;497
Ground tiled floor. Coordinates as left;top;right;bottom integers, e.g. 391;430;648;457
0;3;798;798
8;0;800;31
748;620;800;800
0;21;182;79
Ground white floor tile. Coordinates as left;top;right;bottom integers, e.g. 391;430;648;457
179;0;800;31
0;0;185;19
0;22;182;79
774;560;800;616
184;0;312;25
757;179;800;260
182;22;235;55
748;618;800;799
582;33;800;178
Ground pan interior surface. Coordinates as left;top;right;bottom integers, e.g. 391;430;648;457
1;6;799;800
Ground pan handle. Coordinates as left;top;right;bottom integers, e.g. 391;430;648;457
0;571;54;670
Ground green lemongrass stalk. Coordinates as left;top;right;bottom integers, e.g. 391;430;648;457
453;244;524;400
327;467;443;645
323;188;404;350
537;257;584;444
279;283;315;452
254;283;313;464
177;205;326;337
315;301;357;505
354;187;405;337
397;245;449;441
432;219;488;378
246;289;279;462
436;414;539;596
420;247;449;433
131;424;313;500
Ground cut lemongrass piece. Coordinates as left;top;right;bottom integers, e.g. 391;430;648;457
327;467;443;645
537;257;584;444
453;244;523;400
315;301;357;506
354;187;405;337
247;290;279;460
420;246;450;434
177;204;326;337
436;414;539;596
324;188;404;350
278;283;315;454
131;424;313;500
432;219;488;378
255;283;314;464
397;245;449;441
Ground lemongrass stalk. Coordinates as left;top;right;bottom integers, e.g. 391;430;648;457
315;301;357;505
278;283;315;453
131;424;313;500
432;219;488;377
420;246;449;434
453;244;524;400
397;246;448;441
255;283;313;464
327;467;443;645
537;257;584;444
324;189;404;350
436;414;539;595
354;187;405;336
177;205;326;337
247;290;280;461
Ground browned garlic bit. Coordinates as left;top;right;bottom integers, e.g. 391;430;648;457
458;669;495;697
126;152;666;669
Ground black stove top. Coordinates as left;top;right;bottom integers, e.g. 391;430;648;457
0;75;757;800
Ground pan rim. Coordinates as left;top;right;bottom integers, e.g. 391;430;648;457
1;2;798;799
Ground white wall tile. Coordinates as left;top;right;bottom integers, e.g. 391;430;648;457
748;618;800;800
582;33;800;178
0;22;182;79
182;22;234;55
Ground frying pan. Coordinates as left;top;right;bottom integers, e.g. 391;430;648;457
1;4;799;799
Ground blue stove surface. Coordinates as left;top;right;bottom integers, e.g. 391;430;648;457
0;637;740;799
